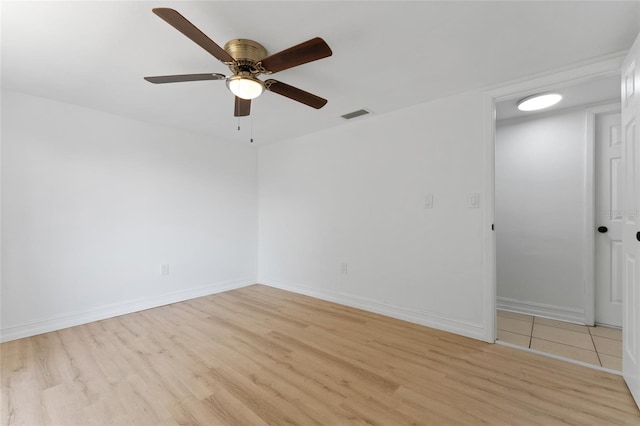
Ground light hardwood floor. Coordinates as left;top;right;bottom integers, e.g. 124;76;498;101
2;285;639;425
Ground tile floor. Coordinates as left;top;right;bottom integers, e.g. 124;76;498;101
496;310;622;371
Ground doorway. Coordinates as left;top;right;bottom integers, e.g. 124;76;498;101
492;72;623;370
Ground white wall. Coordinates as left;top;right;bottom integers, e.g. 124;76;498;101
496;108;588;322
1;90;258;341
258;90;489;340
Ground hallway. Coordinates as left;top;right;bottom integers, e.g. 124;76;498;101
497;310;622;371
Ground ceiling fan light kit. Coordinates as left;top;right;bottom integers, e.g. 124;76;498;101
227;73;264;100
145;8;332;117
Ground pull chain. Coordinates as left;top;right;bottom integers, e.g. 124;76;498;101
250;116;254;143
236;117;254;143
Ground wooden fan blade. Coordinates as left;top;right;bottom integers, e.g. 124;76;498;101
152;8;235;64
259;37;332;74
144;73;226;84
265;80;327;109
234;97;251;117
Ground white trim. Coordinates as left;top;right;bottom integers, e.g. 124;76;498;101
497;296;586;324
0;279;255;343
483;55;625;343
495;340;622;376
262;281;486;341
482;91;497;343
584;104;595;326
585;103;622;326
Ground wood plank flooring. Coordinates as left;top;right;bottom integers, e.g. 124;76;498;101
2;284;639;425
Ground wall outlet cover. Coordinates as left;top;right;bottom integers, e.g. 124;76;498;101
468;194;480;208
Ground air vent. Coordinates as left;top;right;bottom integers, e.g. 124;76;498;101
341;108;371;120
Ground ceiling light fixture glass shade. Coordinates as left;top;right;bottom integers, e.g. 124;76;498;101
517;93;562;111
226;74;264;100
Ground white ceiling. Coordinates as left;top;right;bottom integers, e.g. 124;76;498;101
2;1;639;145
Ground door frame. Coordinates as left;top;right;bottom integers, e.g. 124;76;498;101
482;55;625;343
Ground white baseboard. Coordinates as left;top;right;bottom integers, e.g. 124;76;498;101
0;279;255;343
497;296;585;324
261;280;486;341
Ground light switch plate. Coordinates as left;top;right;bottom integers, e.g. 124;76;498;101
424;194;434;209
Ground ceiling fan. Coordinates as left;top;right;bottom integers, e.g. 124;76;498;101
144;8;332;117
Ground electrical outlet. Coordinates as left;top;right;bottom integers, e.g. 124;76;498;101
468;193;480;208
161;264;170;276
341;263;348;275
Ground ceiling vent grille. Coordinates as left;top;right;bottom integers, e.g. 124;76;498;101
341;108;371;120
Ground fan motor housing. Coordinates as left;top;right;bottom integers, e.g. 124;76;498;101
224;39;267;63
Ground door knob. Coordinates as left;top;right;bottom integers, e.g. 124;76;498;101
597;226;608;233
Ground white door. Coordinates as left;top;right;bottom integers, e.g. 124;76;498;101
595;111;623;327
621;32;640;408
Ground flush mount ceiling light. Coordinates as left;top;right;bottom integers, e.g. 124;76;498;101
517;93;562;112
226;73;265;100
